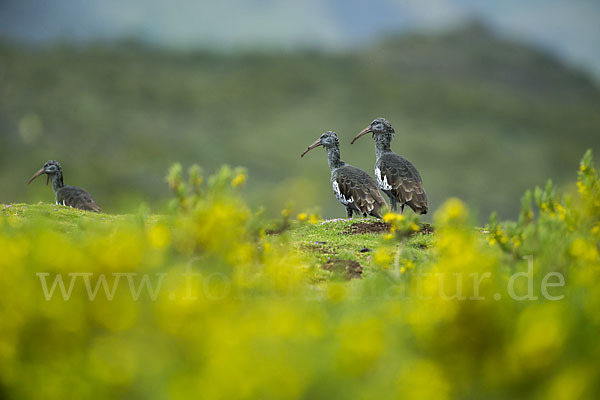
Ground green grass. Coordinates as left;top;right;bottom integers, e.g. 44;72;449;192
2;203;112;223
0;203;163;232
286;218;431;260
282;218;435;282
1;203;435;283
288;219;385;261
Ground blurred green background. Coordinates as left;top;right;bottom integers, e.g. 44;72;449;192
1;2;599;220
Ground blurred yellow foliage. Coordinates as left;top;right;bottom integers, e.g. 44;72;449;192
0;153;599;399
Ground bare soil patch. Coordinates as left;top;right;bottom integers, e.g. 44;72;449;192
342;221;390;235
342;221;435;236
321;258;363;280
418;223;435;235
302;242;336;255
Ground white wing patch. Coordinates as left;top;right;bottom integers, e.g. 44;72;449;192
332;181;354;205
375;167;392;191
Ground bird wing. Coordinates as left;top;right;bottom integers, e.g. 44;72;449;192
334;166;388;218
377;153;428;213
58;186;101;213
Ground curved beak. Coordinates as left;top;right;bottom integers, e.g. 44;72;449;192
301;139;322;158
351;126;372;144
27;167;47;185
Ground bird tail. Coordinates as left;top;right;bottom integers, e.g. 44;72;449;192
407;201;428;215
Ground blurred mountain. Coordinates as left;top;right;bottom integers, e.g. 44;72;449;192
1;24;599;219
1;0;599;80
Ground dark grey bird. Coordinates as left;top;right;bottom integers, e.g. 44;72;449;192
351;118;428;214
301;131;387;218
27;160;101;212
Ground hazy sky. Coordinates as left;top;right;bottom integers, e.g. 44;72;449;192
1;0;599;78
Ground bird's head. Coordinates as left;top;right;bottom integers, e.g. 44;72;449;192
351;117;394;144
300;131;339;157
27;160;62;185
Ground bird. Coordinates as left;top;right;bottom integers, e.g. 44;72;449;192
301;131;387;218
27;160;101;212
351;118;428;214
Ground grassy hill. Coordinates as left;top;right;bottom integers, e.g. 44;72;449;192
0;203;431;284
1;24;599;220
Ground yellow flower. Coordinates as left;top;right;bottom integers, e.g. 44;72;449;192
435;198;467;225
281;208;291;218
577;181;586;194
374;248;393;267
231;173;246;187
397;360;450;400
383;233;394;240
383;213;403;223
410;223;420;232
147;224;171;250
327;282;346;303
570;238;599;261
263;241;272;254
309;214;319;224
297;213;308;222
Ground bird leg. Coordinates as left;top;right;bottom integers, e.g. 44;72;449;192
389;195;398;212
346;206;354;218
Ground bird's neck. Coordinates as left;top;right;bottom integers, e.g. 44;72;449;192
374;135;392;158
51;173;64;194
326;146;345;170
